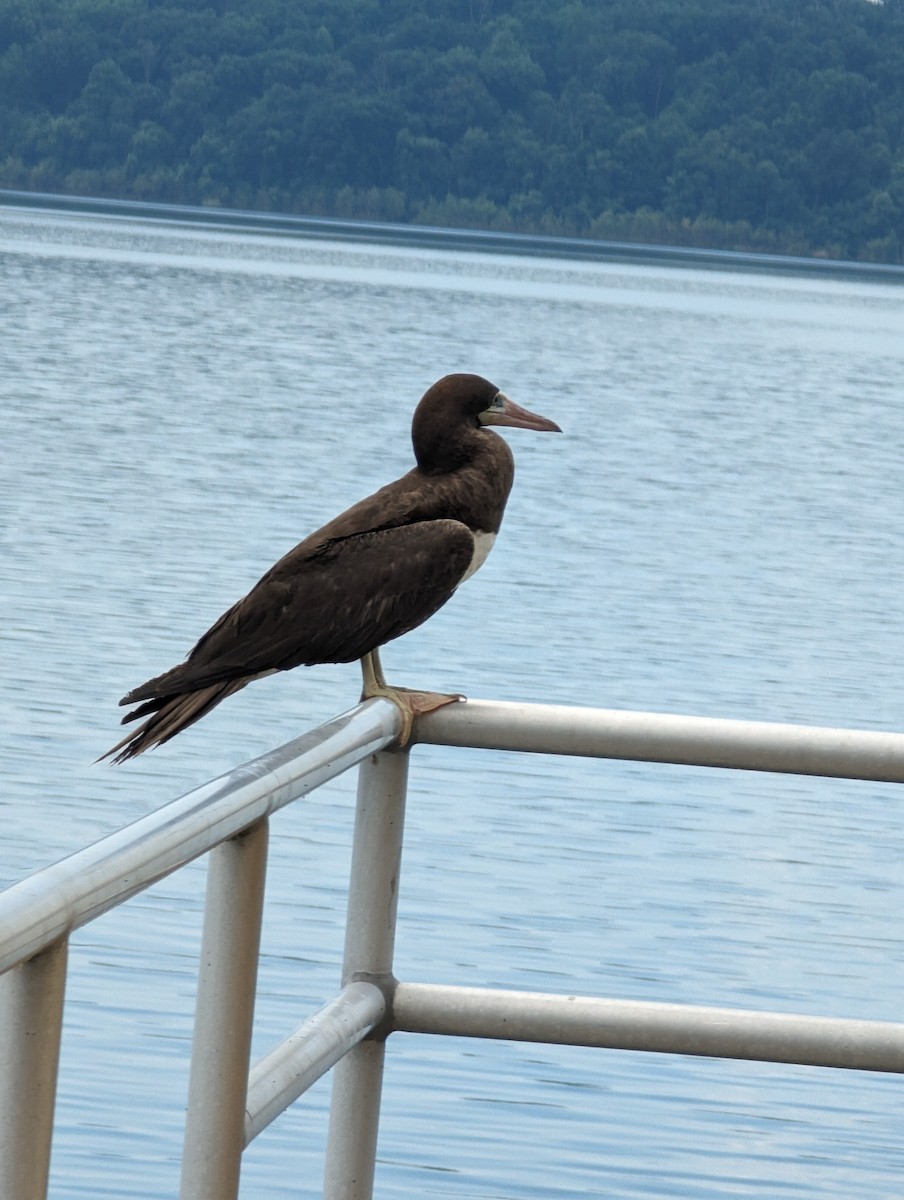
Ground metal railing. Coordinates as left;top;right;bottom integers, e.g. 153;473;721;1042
2;697;904;1199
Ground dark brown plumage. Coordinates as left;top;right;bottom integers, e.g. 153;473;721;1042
103;373;560;762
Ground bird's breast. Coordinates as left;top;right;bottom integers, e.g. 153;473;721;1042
461;529;497;582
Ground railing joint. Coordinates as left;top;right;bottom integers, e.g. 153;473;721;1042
347;972;397;1042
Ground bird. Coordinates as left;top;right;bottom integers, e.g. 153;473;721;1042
103;373;560;762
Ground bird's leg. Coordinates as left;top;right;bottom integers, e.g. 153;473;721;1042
359;648;463;747
361;647;388;693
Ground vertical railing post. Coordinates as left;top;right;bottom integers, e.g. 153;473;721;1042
0;937;68;1200
180;818;269;1200
323;749;410;1200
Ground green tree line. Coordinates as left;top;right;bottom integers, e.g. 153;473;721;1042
2;0;903;261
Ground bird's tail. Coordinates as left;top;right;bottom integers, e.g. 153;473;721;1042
99;679;250;764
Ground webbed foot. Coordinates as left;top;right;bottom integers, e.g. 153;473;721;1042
360;650;463;746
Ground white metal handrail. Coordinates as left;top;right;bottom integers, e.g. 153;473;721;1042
2;697;903;1200
0;703;401;975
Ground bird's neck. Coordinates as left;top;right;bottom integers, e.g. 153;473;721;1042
416;433;515;534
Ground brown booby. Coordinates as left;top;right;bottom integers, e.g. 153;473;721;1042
103;373;560;762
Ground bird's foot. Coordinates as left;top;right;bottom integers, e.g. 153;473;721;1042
359;649;463;746
361;681;464;747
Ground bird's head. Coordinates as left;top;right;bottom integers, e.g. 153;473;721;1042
412;373;560;472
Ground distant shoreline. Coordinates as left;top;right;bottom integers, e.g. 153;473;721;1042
4;187;904;285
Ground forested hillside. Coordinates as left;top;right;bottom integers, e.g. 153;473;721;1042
2;0;903;261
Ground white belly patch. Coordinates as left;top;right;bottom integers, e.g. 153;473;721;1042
461;530;496;582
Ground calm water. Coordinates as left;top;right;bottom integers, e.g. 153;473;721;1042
2;202;904;1198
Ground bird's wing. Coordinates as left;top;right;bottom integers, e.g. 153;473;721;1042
122;520;475;702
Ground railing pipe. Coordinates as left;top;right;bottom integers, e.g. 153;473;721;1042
180;820;269;1200
0;937;68;1200
323;750;410;1200
420;699;904;782
0;700;401;976
244;981;385;1145
393;982;904;1074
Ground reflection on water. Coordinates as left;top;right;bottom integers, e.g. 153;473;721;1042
2;202;903;1198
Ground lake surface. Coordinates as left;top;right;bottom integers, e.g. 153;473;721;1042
2;201;903;1198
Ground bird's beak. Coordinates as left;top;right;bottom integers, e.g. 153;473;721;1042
479;391;562;433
